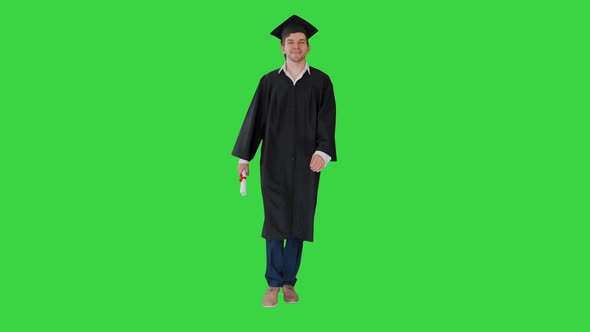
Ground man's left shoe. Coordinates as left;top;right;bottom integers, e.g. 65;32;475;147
282;285;299;303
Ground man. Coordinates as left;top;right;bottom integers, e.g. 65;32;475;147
232;15;337;308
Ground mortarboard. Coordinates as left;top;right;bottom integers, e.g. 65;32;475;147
270;15;318;40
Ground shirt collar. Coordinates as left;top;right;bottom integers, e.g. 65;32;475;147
278;62;311;76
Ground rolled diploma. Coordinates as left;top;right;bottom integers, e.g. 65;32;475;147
240;170;247;196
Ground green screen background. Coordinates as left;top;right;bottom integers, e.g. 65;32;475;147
1;0;588;331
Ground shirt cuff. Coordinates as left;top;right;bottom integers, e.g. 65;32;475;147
314;151;331;165
238;159;249;164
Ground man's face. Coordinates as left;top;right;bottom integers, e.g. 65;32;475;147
281;32;310;63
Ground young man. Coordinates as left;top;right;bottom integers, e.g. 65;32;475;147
232;15;337;308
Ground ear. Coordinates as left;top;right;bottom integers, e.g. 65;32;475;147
281;44;286;54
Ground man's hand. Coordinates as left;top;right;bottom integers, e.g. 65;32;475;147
310;154;326;173
238;163;249;176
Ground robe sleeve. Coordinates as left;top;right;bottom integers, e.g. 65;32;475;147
316;78;337;161
232;76;268;161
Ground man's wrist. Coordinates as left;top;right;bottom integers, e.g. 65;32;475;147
313;151;331;165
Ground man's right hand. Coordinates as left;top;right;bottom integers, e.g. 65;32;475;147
238;163;249;176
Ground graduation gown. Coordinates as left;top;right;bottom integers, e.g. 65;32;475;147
232;67;337;242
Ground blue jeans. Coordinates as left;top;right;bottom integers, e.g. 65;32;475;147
265;239;304;287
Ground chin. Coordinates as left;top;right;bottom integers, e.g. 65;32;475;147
288;56;304;62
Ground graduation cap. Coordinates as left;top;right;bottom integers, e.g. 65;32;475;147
270;15;318;40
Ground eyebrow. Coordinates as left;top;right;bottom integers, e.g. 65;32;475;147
286;39;307;42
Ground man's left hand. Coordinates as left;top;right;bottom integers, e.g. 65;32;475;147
310;154;326;173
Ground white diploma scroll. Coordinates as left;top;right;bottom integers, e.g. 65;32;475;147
240;170;247;196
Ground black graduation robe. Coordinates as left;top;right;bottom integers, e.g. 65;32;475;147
232;66;337;242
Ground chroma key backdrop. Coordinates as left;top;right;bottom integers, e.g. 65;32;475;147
1;1;587;331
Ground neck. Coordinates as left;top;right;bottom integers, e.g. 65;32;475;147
285;59;306;76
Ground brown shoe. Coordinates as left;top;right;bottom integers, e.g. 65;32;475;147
262;287;280;307
282;285;299;303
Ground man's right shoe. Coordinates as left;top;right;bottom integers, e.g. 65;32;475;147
262;286;280;307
